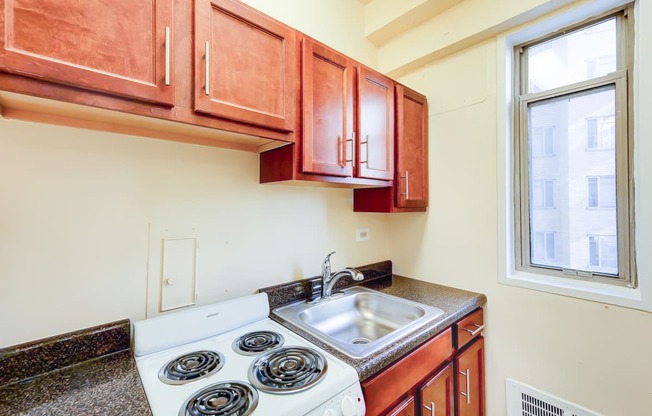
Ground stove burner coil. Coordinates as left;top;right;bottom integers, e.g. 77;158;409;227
179;381;258;416
248;346;328;394
232;331;285;355
159;350;225;385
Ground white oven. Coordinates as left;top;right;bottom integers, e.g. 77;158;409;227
133;293;365;416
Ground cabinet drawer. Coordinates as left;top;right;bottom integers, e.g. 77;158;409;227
454;308;484;350
362;328;453;416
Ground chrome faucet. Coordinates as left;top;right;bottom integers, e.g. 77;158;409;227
320;252;364;299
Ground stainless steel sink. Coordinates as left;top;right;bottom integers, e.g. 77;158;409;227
273;286;444;358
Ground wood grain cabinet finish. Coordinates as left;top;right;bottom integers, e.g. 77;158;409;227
258;36;391;187
386;395;416;416
357;66;394;180
395;85;428;208
0;0;174;105
455;337;485;416
362;328;453;416
419;363;454;416
353;84;428;212
454;308;484;350
301;37;354;177
194;0;296;131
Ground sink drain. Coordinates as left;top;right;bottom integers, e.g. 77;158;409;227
350;337;372;345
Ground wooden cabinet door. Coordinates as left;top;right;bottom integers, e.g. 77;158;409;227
302;37;354;177
396;85;428;208
0;0;174;105
456;337;485;416
418;364;454;416
386;396;416;416
195;0;296;131
358;66;394;180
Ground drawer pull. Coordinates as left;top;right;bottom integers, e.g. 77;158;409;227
423;401;435;416
164;26;171;86
204;41;210;95
400;170;409;199
462;324;484;336
345;131;355;164
459;368;471;404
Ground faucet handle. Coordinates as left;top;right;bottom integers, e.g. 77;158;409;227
322;251;336;279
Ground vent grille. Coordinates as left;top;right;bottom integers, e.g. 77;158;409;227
522;392;573;416
506;379;603;416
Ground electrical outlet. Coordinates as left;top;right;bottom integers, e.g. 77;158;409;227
356;228;370;242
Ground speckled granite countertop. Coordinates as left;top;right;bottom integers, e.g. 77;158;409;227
0;320;152;416
261;262;486;381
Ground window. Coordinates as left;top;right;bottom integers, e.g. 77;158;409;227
532;126;555;157
533;231;556;262
587;176;616;208
587;116;616;149
514;8;634;286
588;235;618;272
532;180;554;208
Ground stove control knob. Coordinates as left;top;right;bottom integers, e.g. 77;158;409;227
323;408;338;416
341;395;359;416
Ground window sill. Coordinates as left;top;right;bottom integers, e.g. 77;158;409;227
499;268;651;311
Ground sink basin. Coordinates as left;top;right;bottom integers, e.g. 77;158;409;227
273;286;444;358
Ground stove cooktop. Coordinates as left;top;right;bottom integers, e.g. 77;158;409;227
134;294;365;416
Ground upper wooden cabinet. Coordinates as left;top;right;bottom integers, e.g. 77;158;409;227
396;85;428;208
358;67;395;181
301;37;354;177
259;36;395;187
194;0;296;131
0;0;174;105
353;84;428;212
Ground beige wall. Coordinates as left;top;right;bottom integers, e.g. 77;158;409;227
389;1;652;415
241;0;378;68
0;119;390;346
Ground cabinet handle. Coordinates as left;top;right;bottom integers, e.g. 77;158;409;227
462;324;484;336
360;135;369;164
164;27;171;86
423;401;435;416
204;41;210;95
345;131;355;164
459;368;471;404
400;171;410;199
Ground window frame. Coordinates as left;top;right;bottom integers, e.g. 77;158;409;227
513;6;636;287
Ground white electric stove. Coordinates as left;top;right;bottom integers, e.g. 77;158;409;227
133;293;366;416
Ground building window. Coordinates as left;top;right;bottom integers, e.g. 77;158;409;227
588;235;618;273
587;176;616;208
587;116;616;149
532;126;555;157
532;180;554;208
514;8;634;285
532;231;556;263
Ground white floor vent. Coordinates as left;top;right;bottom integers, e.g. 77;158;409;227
506;379;603;416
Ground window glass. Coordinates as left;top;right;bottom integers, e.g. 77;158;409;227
528;85;617;272
527;18;617;93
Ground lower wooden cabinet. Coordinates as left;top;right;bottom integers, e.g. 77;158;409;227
419;363;454;416
386;396;416;416
362;309;485;416
455;337;485;416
